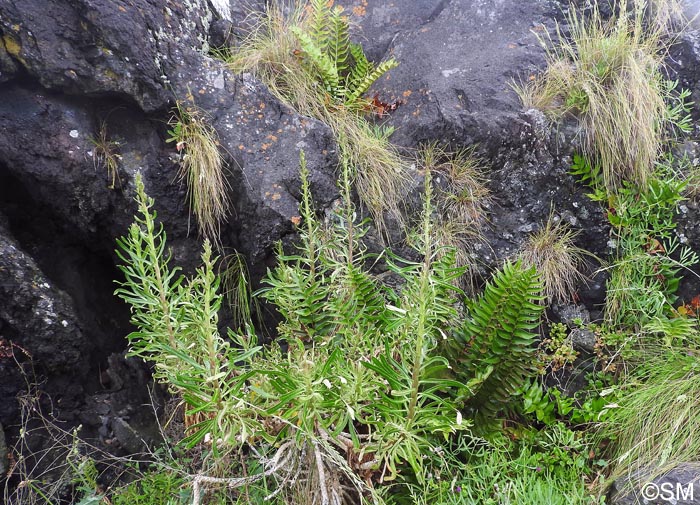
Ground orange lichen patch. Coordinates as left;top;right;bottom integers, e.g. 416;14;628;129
352;1;368;17
238;144;245;150
290;215;302;226
508;43;517;49
199;88;207;95
259;102;266;109
271;193;281;201
118;5;127;12
402;90;412;98
266;134;278;142
261;143;272;151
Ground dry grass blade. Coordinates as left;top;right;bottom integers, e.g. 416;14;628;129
168;103;231;245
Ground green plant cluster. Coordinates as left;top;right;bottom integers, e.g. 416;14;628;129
538;322;579;373
290;0;398;107
571;154;698;327
112;157;546;502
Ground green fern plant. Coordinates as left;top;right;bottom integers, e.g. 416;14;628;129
450;261;545;422
291;0;398;107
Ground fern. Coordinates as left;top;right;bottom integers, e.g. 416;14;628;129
451;261;544;422
344;58;398;104
327;6;352;77
308;0;332;52
347;42;373;90
292;1;398;106
291;26;341;97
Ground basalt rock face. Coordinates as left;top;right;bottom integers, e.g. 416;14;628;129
340;0;610;300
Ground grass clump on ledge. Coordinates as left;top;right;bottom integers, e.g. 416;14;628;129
167;101;230;245
224;0;409;237
600;350;700;492
517;0;684;192
89;119;122;190
518;212;593;305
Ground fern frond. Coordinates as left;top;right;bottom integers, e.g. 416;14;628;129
345;57;398;105
327;6;352;78
452;261;544;421
346;43;373;95
308;0;332;52
292;26;341;97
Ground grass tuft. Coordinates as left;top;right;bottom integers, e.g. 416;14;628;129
417;143;491;291
517;1;678;191
518;212;593;305
602;350;700;490
89;120;122;190
167;102;231;245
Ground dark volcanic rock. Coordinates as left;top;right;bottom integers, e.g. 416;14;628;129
348;0;558;152
0;0;210;111
339;0;608;299
610;463;700;505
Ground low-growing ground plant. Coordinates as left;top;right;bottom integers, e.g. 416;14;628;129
572;154;698;327
167;101;230;245
405;432;598;505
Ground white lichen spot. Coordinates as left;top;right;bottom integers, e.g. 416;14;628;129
212;71;225;90
69;130;79;138
61;320;69;328
441;67;461;78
